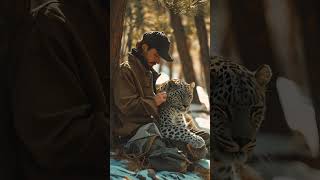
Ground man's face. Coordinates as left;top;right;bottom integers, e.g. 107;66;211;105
142;45;161;67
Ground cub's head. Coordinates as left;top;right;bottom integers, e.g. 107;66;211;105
157;79;195;112
210;56;272;163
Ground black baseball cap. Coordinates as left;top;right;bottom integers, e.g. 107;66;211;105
142;31;174;62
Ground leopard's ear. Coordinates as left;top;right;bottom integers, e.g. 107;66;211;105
190;82;195;89
165;79;177;91
168;79;177;86
254;64;272;86
157;80;171;93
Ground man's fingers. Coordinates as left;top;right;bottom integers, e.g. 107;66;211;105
154;92;167;105
162;93;167;99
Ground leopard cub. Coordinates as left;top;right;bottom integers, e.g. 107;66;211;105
156;79;206;149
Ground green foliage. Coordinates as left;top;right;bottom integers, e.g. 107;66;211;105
124;0;173;52
122;0;209;63
123;0;209;49
158;0;208;16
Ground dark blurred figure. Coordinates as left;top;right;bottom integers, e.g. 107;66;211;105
0;1;30;180
2;0;107;179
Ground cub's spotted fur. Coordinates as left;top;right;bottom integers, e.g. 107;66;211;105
157;79;206;148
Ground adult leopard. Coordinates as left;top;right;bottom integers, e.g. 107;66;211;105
210;55;272;180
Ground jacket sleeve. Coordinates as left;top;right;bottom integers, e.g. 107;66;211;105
12;9;106;174
113;66;159;121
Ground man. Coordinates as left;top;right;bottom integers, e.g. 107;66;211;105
12;0;107;179
112;31;170;141
112;31;208;162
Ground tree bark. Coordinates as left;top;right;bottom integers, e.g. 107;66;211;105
110;0;127;77
227;0;291;135
110;0;127;147
169;10;201;104
169;36;175;80
126;3;133;54
194;14;210;93
210;0;217;56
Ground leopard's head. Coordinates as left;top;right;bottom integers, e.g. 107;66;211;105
210;56;272;163
157;79;195;112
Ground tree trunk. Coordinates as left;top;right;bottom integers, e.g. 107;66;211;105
126;26;133;53
125;3;133;54
110;0;127;77
263;0;309;92
134;0;145;32
110;0;127;147
294;0;320;156
227;0;291;135
169;36;175;79
169;10;201;104
194;14;210;93
210;0;217;56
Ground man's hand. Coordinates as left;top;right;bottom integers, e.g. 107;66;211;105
154;92;167;106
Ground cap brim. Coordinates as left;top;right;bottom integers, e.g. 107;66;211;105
158;50;173;62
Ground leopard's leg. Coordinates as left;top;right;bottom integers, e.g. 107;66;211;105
175;113;187;127
159;121;205;149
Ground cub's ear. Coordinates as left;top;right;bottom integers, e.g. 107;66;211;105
157;80;172;93
254;64;272;86
164;79;178;91
168;79;178;87
190;82;195;88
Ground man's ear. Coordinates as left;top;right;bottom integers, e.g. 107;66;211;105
142;44;149;53
254;64;272;86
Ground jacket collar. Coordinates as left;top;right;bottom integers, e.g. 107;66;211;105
128;49;161;80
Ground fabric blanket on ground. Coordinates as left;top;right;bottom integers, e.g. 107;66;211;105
110;157;210;180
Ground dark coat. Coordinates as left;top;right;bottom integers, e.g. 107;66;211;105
12;1;107;179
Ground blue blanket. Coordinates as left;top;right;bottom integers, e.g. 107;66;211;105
110;158;210;180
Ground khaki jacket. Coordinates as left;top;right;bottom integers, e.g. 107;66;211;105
112;52;160;138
